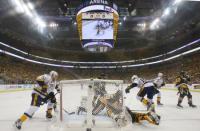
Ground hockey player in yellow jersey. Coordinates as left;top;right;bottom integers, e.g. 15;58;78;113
14;71;59;130
175;71;196;108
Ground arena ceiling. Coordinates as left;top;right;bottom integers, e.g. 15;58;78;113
0;0;200;55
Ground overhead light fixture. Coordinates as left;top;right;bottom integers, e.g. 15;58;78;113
27;2;34;10
173;0;183;5
150;18;160;30
137;22;146;28
22;3;33;17
36;18;46;28
163;7;170;17
11;0;24;13
49;22;59;27
123;16;126;21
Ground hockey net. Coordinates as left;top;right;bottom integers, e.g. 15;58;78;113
58;79;124;129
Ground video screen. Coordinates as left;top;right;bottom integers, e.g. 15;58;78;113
82;20;113;40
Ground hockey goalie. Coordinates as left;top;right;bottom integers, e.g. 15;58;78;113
93;90;160;126
78;85;160;127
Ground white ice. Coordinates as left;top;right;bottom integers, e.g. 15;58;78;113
0;86;200;131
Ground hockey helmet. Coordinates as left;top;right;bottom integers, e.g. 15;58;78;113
158;72;163;77
50;71;58;80
180;71;186;76
131;75;138;82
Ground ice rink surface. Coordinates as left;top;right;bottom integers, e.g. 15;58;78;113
0;86;200;131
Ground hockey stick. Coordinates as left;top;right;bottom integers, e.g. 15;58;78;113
41;92;59;105
62;108;75;115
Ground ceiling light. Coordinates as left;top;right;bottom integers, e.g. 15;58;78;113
150;18;160;30
163;8;170;17
12;0;24;13
36;18;46;28
27;2;34;10
22;3;33;17
173;0;183;5
123;16;126;21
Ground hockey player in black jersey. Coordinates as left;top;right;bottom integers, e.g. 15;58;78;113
175;71;196;108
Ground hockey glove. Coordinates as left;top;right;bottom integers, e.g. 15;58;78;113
55;84;61;93
125;87;130;93
43;92;55;102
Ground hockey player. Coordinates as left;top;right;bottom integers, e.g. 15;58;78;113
153;73;165;105
175;71;196;108
125;75;145;93
125;107;160;125
136;75;164;112
77;73;107;114
92;73;107;107
15;71;59;130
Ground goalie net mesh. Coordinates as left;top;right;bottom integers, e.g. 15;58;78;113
59;79;124;128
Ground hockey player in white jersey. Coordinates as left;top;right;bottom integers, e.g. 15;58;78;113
15;71;59;130
125;75;145;93
136;74;164;112
153;73;165;105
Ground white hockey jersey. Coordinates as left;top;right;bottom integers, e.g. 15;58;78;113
132;78;145;88
153;77;165;89
33;74;57;97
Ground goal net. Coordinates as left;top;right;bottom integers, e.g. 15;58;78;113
58;79;125;130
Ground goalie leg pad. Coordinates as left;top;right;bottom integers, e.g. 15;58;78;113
92;99;105;115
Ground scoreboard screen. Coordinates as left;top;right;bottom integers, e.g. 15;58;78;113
82;20;113;40
76;11;119;52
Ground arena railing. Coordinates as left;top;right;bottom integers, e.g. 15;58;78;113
0;38;200;66
0;45;200;69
